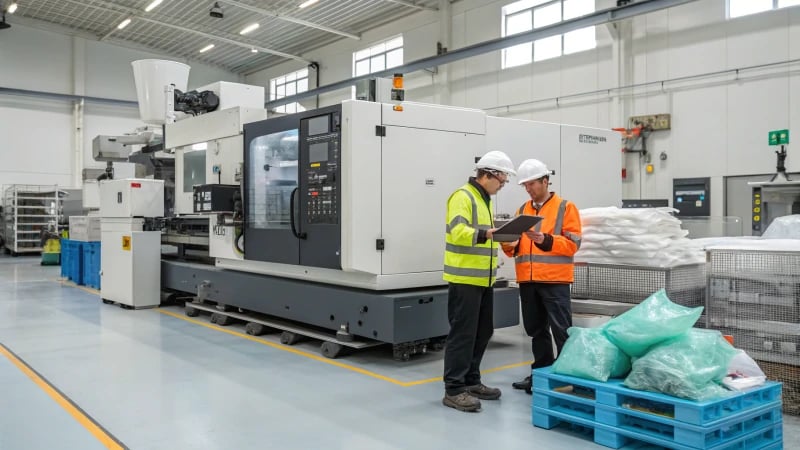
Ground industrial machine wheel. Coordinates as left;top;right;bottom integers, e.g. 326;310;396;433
185;306;199;317
209;312;221;324
213;314;234;326
280;331;302;345
320;341;344;359
245;322;266;336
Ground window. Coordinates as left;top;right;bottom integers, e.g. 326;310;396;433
501;0;596;68
353;36;403;76
270;68;308;114
728;0;800;18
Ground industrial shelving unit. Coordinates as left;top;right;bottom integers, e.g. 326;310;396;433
706;247;800;415
2;184;61;256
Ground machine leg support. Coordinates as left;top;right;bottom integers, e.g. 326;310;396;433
320;341;348;359
185;305;199;317
280;331;305;345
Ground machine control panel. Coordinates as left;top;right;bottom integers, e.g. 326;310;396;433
752;187;763;235
303;113;340;225
673;177;710;217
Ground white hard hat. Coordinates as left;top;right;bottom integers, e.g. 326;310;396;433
475;151;516;176
517;159;552;184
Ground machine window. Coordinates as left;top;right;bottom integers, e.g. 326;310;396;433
247;129;299;229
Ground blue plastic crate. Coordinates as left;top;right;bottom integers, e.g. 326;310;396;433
81;241;100;289
533;366;782;427
59;239;84;285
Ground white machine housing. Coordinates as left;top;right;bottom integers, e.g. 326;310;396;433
99;178;164;308
166;107;267;215
487;116;621;280
215;100;485;289
194;81;265;111
99;178;165;217
100;217;161;309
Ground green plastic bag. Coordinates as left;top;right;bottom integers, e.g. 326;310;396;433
552;327;631;382
624;328;739;401
602;289;703;357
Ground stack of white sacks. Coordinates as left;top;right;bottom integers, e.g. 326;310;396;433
576;207;705;267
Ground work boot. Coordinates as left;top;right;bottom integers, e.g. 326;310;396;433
442;391;481;412
466;383;502;400
512;375;532;394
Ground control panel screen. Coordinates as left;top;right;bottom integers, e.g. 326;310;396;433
307;115;329;136
309;142;328;163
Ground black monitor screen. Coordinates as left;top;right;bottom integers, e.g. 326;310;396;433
309;143;328;163
307;115;329;136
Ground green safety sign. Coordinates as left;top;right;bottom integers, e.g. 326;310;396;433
769;129;789;146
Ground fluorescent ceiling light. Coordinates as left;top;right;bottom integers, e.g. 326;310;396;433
299;0;319;9
199;44;215;53
239;23;259;35
251;48;258;53
7;2;17;14
117;18;132;29
144;0;163;12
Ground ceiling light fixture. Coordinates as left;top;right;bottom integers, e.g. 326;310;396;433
117;18;132;29
298;0;319;9
7;2;17;14
199;44;215;53
144;0;163;12
251;48;258;53
209;2;223;18
239;22;259;35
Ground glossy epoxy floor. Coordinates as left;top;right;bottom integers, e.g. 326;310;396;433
0;256;797;450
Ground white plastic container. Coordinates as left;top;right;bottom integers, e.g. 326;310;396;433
131;59;190;124
69;216;102;242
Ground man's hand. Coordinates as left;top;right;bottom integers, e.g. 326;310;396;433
485;228;498;239
525;231;545;244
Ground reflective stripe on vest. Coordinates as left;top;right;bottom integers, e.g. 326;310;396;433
514;254;574;264
444;265;498;278
554;200;567;235
446;243;498;257
564;231;582;249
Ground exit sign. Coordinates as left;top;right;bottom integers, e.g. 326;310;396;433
769;129;789;146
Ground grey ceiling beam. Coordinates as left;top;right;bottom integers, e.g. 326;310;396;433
62;0;310;63
382;0;438;11
219;0;361;40
266;0;699;108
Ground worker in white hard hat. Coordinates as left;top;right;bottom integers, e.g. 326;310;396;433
501;158;582;394
441;150;516;412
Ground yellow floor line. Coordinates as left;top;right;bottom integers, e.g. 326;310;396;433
0;344;126;450
56;279;100;296
158;309;530;387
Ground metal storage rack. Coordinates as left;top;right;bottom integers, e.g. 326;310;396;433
3;185;61;256
572;262;707;308
706;247;800;415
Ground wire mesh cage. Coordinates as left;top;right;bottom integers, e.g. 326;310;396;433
571;262;707;308
706;248;800;415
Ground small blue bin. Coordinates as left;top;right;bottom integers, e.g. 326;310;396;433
60;239;84;285
81;242;101;289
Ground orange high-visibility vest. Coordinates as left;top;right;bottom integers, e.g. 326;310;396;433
502;193;581;283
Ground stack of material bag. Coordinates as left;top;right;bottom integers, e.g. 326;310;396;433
576;207;705;267
552;289;765;401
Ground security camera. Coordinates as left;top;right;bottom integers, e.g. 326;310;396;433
209;2;223;18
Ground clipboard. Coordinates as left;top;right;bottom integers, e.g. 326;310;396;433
492;214;542;242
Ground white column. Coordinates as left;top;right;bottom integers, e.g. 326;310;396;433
72;36;86;188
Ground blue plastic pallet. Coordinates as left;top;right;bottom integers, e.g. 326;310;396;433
59;239;85;285
533;367;782;427
533;406;783;450
81;242;100;289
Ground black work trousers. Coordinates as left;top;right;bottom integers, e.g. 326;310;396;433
443;283;494;396
519;282;572;369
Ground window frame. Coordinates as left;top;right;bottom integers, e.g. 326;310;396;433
501;0;597;69
269;68;309;114
352;35;404;77
727;0;800;18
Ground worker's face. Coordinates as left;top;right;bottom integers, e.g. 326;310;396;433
487;171;509;195
523;177;549;200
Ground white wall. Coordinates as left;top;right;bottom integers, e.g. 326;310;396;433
245;0;799;220
0;23;241;189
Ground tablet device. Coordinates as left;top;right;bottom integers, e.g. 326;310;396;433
493;214;542;242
